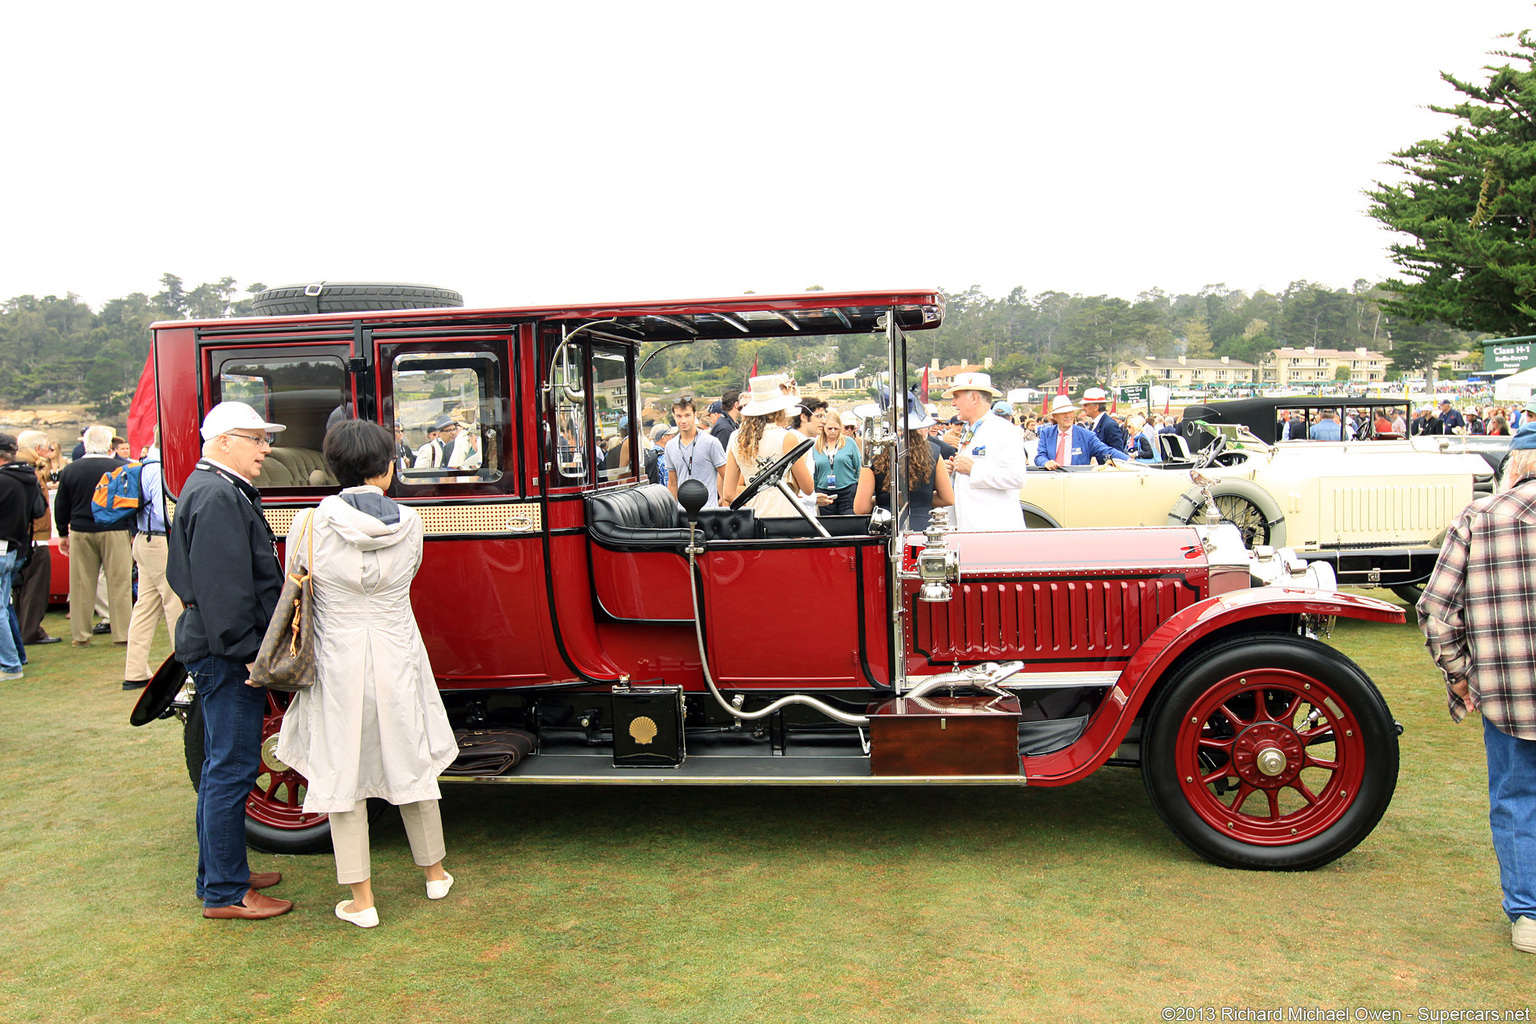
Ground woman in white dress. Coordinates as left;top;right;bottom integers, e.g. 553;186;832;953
274;420;460;929
720;375;815;517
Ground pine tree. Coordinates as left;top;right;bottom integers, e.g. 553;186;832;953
1368;30;1536;336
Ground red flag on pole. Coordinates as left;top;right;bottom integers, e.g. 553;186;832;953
126;349;157;455
1110;388;1117;415
919;366;929;405
1164;394;1171;416
746;356;758;388
1056;370;1067;396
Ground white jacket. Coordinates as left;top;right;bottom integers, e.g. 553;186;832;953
953;413;1027;531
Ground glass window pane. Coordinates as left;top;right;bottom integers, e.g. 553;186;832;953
394;351;502;485
551;340;589;485
593;347;632;484
218;356;346;489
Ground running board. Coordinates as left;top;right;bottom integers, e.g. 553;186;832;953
439;753;1027;786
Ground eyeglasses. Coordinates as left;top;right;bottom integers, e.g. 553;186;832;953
225;432;272;449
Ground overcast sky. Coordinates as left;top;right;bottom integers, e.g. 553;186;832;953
4;1;1533;312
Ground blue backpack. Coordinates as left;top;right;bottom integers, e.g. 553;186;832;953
91;460;151;526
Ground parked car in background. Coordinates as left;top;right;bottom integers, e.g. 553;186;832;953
1020;409;1494;602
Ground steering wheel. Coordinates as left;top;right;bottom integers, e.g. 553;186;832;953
1194;433;1227;469
730;436;816;510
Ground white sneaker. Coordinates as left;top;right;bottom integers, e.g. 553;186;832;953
1514;915;1536;953
335;900;378;928
0;670;24;681
426;872;454;900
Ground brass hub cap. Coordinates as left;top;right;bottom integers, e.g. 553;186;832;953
1232;722;1304;787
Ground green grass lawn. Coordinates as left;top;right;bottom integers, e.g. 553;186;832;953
0;598;1530;1024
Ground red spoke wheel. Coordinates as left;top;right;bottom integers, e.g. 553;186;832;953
243;692;333;855
1142;635;1398;870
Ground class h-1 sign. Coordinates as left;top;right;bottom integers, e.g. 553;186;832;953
1118;385;1150;402
1483;335;1536;372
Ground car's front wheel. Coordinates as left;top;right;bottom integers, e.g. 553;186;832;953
1141;635;1398;870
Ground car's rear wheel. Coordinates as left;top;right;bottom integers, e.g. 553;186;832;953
1141;635;1398;870
183;691;333;854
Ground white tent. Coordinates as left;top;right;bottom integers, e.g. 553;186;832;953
1494;365;1536;405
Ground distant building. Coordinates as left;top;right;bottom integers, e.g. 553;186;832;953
816;368;865;391
1259;346;1386;385
1111;355;1260;389
928;358;992;391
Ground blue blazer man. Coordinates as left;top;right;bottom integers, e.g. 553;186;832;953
1081;387;1128;453
1035;422;1130;467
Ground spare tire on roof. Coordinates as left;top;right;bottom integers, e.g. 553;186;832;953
250;281;463;316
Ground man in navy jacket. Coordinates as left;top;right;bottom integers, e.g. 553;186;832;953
167;402;293;922
1036;395;1131;469
1081;387;1128;453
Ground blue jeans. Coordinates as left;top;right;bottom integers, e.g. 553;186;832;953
0;551;20;672
1484;716;1536;921
189;655;267;908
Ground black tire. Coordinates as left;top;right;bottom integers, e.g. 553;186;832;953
1141;634;1398;870
182;692;334;855
250;282;463;316
1390;584;1423;606
1020;502;1062;530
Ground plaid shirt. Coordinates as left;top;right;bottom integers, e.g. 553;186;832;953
1417;479;1536;738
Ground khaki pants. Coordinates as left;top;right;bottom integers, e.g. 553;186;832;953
124;533;184;681
328;800;445;885
67;530;132;645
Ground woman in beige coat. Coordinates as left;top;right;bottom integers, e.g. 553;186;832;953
274;420;460;929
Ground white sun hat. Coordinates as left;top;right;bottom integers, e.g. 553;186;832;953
942;371;1002;399
739;374;803;418
1081;387;1109;403
200;401;286;440
1048;395;1080;416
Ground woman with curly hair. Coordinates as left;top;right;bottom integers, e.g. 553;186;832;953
721;375;815;518
853;410;954;529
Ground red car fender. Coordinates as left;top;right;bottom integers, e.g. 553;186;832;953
1021;588;1405;786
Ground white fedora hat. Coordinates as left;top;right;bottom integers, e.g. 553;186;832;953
739;374;803;418
1081;387;1108;403
1048;395;1079;416
942;371;1001;399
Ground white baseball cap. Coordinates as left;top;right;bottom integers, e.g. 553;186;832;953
201;401;286;440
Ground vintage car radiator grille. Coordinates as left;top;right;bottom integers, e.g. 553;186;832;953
914;576;1200;664
1327;482;1460;535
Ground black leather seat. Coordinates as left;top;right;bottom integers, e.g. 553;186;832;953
586;485;685;546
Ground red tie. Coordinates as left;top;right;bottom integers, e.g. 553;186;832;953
1056;428;1069;465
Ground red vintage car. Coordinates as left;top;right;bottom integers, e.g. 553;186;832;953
146;288;1404;870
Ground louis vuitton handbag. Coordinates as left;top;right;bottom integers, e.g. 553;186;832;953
250;508;317;693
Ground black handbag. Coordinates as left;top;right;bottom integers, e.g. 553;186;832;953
249;509;317;693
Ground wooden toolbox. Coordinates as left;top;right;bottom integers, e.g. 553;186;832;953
868;694;1022;776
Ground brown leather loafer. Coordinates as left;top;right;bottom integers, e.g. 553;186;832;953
202;888;293;920
248;871;282;890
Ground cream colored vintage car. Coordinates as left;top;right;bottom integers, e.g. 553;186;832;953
1018;426;1494;601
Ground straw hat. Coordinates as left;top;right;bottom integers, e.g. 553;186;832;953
1081;387;1109;403
942;371;1001;399
740;374;802;417
1048;395;1079;416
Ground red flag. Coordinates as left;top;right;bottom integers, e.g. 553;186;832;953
748;356;758;382
1110;389;1117;415
1164;394;1171;416
1056;370;1067;396
919;366;929;405
126;348;157;455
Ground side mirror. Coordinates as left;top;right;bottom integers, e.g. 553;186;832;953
677;479;708;522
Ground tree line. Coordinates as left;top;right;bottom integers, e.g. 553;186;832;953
0;274;262;416
639;280;1480;393
0;273;1485;418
